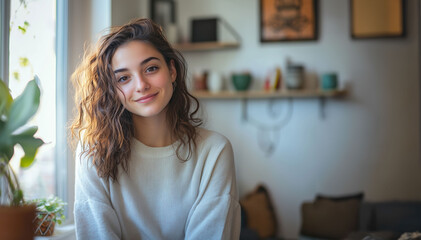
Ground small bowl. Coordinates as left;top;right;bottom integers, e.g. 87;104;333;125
232;73;252;91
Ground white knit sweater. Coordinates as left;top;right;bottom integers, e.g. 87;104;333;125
74;128;241;240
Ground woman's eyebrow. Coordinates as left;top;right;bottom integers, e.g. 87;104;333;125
113;56;160;74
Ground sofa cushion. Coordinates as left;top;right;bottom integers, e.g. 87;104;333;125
344;231;401;240
358;202;375;231
371;202;421;233
240;185;277;239
300;198;361;239
316;192;364;202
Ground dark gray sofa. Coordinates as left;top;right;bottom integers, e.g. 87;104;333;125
300;197;421;240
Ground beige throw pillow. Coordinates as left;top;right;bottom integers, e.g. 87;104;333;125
240;185;277;238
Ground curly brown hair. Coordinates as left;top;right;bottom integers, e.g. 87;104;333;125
70;18;202;182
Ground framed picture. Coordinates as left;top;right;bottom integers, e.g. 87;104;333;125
150;0;176;30
260;0;318;42
350;0;405;39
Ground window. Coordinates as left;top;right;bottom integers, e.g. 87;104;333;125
9;0;57;199
2;0;68;212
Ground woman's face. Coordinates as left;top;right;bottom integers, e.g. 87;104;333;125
111;40;176;119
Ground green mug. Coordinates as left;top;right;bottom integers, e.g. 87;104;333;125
321;73;338;90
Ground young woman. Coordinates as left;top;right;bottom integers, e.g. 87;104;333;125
71;18;240;239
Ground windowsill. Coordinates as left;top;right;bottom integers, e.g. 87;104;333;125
35;224;75;240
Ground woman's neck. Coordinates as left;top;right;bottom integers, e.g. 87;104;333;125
132;113;174;147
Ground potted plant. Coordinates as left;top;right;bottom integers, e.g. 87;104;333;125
0;77;45;239
29;195;66;236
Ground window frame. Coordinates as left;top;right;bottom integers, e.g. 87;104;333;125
56;0;69;218
1;0;70;219
0;0;10;84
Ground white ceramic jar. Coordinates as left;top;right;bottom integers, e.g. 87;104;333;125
207;71;224;92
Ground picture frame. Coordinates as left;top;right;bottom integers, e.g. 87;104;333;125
191;18;218;42
260;0;318;42
350;0;405;39
150;0;176;30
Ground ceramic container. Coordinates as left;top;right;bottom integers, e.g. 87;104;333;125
321;73;338;90
232;73;252;91
207;72;224;92
286;65;304;89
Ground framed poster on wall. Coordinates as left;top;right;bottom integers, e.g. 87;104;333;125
350;0;405;39
260;0;318;42
150;0;176;30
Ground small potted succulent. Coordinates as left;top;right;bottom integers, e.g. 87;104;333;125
30;195;67;236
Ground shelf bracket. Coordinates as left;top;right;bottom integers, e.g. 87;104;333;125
319;97;326;119
241;98;248;122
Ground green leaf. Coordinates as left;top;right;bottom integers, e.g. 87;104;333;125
13;125;38;137
0;122;14;162
20;0;28;9
5;79;40;134
0;79;13;115
45;205;54;212
13;71;20;81
12;133;44;168
19;57;29;67
12;189;24;206
18;26;26;34
17;20;30;35
0;145;14;163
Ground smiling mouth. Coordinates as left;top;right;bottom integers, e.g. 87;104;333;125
135;92;158;103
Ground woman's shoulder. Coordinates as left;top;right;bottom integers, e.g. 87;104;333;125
196;127;232;148
195;128;235;169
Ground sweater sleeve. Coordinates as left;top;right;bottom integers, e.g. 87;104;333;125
74;144;122;240
185;137;241;240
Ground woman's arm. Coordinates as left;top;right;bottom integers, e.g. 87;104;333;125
74;144;122;240
185;136;241;240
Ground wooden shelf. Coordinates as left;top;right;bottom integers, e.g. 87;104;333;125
173;42;240;52
192;89;347;100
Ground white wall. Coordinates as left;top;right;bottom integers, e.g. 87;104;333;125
67;0;112;224
175;0;421;238
70;0;421;238
111;0;146;26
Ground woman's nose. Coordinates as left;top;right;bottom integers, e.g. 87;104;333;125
134;74;150;92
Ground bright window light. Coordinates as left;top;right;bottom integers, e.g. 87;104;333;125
8;0;57;199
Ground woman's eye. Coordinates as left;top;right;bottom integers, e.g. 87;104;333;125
118;76;129;83
146;66;159;73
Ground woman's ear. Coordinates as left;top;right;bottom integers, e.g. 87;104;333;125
169;60;177;83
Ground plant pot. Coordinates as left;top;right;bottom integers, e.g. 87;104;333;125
0;204;36;240
34;212;56;236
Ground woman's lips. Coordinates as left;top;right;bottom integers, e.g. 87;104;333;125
135;92;158;103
